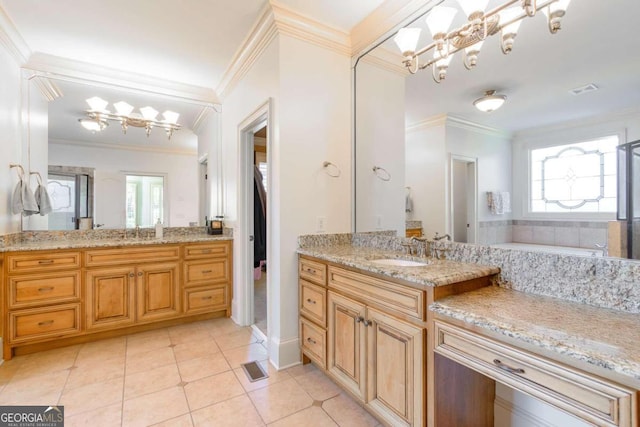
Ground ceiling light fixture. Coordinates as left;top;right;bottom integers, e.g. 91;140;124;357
473;90;507;112
78;97;181;140
393;0;572;83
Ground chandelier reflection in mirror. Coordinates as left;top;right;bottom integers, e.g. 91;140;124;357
78;96;181;140
393;0;571;83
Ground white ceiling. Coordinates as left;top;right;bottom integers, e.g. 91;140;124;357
380;0;640;133
275;0;386;32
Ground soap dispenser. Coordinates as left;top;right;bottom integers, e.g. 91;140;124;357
155;218;163;239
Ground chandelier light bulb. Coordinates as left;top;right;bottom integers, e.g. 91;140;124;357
393;28;422;56
543;0;571;33
140;106;159;121
162;110;180;124
456;0;490;18
473;90;507;112
79;118;108;132
85;96;109;112
425;6;458;38
464;40;484;69
113;101;134;116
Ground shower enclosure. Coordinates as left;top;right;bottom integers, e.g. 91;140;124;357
617;140;640;260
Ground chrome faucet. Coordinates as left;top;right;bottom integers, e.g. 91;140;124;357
410;236;432;258
433;232;451;241
594;243;608;257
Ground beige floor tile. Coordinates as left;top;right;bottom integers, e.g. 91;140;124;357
126;334;172;356
14;346;79;377
248;378;313;424
126;346;176;375
268;406;338;427
191;394;265;427
64;402;122;427
75;337;126;365
293;369;342;401
184;370;245;410
65;356;125;390
214;328;257;350
125;363;182;400
0;369;69;406
177;352;230;383
150;413;194;427
322;394;380;427
233;360;292;392
59;376;124;417
127;328;170;343
169;327;213;346
122;386;190;427
0;359;24;387
223;343;268;369
284;362;319;378
204;318;246;337
172;338;221;363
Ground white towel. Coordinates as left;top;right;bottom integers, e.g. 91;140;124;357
34;183;53;215
405;193;413;213
12;179;39;216
487;191;511;215
500;191;511;214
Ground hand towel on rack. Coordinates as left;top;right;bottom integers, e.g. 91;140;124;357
34;182;53;215
500;191;511;214
487;191;504;215
405;193;413;213
11;177;39;216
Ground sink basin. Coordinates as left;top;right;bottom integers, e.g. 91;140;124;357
370;258;428;267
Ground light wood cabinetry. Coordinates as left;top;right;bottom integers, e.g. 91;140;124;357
298;256;328;369
406;228;423;238
2;240;232;359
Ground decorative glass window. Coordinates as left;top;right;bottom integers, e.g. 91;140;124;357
530;136;618;213
125;174;164;227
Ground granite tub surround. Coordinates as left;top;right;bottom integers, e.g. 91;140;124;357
431;286;640;382
0;226;233;252
434;240;640;314
297;233;499;288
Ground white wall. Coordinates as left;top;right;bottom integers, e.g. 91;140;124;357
355;60;406;234
49;143;199;228
0;44;24;235
195;109;222;220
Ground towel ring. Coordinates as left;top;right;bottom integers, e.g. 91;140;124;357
9;164;25;179
322;161;341;178
372;166;391;182
30;171;43;185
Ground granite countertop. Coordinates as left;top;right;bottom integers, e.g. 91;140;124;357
1;234;233;252
431;286;640;381
297;245;500;288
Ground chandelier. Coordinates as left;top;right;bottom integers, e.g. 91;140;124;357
78;96;181;140
393;0;571;83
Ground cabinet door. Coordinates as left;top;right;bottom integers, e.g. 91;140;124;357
137;262;181;322
366;307;424;427
327;291;367;401
86;267;136;330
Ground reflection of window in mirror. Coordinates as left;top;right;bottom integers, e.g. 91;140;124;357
125;175;165;227
47;166;94;230
530;135;618;214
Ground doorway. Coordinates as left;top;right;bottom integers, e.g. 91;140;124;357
252;125;268;336
450;155;477;243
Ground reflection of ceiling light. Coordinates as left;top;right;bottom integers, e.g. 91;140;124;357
393;0;572;82
79;97;181;140
473;90;507;113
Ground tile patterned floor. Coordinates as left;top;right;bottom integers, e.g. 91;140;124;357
0;318;382;427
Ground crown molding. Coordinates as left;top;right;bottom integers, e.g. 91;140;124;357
28;75;62;102
360;46;407;76
407;114;510;138
0;6;30;65
191;106;216;134
23;53;219;106
351;0;438;59
216;4;278;101
270;2;351;56
49;138;197;156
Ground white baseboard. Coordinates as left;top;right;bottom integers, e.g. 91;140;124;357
268;335;300;370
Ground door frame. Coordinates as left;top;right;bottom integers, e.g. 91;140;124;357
448;154;478;243
236;99;272;333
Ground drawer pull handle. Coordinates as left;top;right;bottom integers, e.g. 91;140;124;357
493;359;525;375
202;296;213;300
306;268;316;274
38;320;54;327
306;337;317;345
306;298;316;305
202;270;212;274
362;319;371;327
38;260;55;265
38;287;54;292
202;249;212;254
129;273;135;277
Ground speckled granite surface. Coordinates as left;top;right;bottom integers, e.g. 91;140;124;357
297;245;499;288
1;227;232;252
431;286;640;381
406;220;422;229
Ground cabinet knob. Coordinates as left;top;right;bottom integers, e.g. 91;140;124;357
38;320;54;327
138;272;143;276
493;359;525;375
306;268;316;274
355;316;363;323
306;337;317;345
306;298;316;305
129;273;135;277
362;319;371;327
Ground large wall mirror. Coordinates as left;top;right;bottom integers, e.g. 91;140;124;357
21;72;219;231
354;0;640;260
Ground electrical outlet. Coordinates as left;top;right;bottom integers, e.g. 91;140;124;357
317;216;326;232
375;215;382;229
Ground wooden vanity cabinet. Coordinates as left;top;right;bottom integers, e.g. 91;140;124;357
299;257;328;368
183;241;232;316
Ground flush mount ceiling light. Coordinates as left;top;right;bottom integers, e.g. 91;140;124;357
473;90;507;112
393;0;572;82
78;96;181;140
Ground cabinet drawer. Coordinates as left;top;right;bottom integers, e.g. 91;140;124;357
7;251;81;274
184;242;230;259
434;321;635;427
184;259;230;286
300;317;326;369
10;304;81;343
184;285;229;313
85;245;180;267
299;258;327;286
300;280;326;327
328;267;425;321
9;271;81;308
